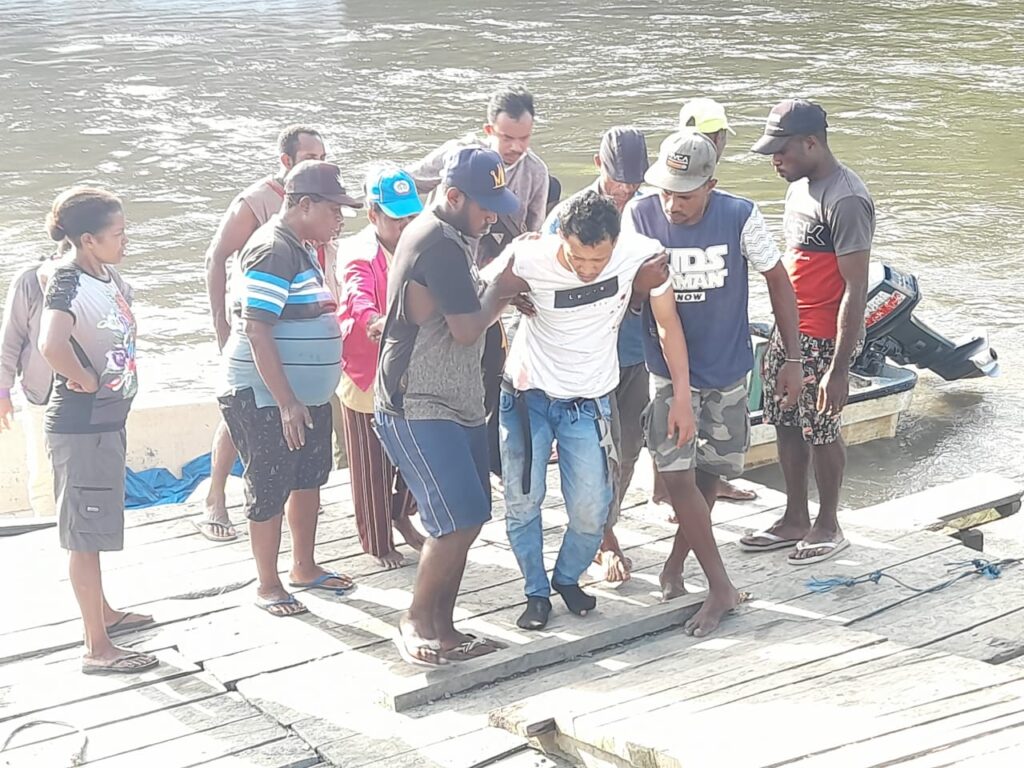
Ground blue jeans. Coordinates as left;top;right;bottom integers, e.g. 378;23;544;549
499;388;614;599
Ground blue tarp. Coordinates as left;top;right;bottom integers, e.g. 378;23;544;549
125;453;243;510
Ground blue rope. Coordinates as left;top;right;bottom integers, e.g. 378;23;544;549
806;557;1019;595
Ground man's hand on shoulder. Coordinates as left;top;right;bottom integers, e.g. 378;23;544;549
634;251;670;294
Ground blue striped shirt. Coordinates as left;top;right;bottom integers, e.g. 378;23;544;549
220;219;341;407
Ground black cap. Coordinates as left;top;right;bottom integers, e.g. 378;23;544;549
443;147;520;215
284;160;362;208
598;126;649;184
751;99;828;155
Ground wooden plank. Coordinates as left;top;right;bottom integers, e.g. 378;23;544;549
848;473;1022;534
0;671;225;750
582;648;1024;768
319;726;527;768
79;715;291;768
0;518;55;537
2;692;263;766
0;648;197;723
852;562;1024;660
195;736;320;768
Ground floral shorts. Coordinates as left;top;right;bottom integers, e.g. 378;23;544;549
762;332;860;446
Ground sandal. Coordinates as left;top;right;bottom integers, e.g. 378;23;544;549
288;571;355;596
442;637;501;662
255;594;308;617
788;538;850;566
393;636;446;668
82;651;159;675
739;530;803;552
106;612;156;636
192;518;238;542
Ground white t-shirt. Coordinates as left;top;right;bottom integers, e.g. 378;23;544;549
499;233;664;399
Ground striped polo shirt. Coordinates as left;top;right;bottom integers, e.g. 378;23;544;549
219;219;342;408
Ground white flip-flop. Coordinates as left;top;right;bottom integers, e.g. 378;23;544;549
738;531;802;552
787;538;850;566
392;635;446;668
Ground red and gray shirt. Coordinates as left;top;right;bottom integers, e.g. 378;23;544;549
783;163;875;339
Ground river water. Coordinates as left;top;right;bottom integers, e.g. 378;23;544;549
1;0;1021;505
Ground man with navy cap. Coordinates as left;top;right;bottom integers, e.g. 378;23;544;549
219;159;359;618
375;147;525;666
543;126;650;583
745;99;875;566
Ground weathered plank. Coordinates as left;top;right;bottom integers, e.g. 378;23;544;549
848;472;1023;533
0;671;225;750
2;692;261;766
0;648;196;723
319;726;527;768
79;715;291;768
194;736;320;768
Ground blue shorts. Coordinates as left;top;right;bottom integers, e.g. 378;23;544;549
374;412;492;538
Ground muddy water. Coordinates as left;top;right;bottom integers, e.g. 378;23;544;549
1;0;1022;503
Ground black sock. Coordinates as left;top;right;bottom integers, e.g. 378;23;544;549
553;582;596;615
517;596;552;630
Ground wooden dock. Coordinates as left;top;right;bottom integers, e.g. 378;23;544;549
1;467;1022;768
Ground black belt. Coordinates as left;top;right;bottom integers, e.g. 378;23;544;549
500;380;618;497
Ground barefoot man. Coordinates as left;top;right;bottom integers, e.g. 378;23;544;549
218;161;358;617
542;127;650;583
626;131;802;635
494;190;667;630
677;97;757;505
201;125;338;542
375;147;524;665
744;99;874;565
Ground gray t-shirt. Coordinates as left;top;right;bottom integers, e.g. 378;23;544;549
375;209;486;426
783;162;875;339
43;263;137;433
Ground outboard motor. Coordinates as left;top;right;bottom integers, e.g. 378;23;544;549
854;262;999;380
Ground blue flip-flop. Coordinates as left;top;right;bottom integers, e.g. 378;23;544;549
255;594;308;617
288;572;355;596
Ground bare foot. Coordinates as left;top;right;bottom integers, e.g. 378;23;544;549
597;548;632;583
683;587;743;637
376;550;407;570
659;569;687;602
393;516;425;552
397;614;444;667
717;480;757;502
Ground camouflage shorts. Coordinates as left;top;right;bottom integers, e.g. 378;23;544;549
762;331;860;446
644;375;749;479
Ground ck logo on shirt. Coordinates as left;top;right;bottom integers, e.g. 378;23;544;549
785;212;833;252
668;245;729;302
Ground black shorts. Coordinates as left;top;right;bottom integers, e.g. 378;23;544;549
218;388;333;522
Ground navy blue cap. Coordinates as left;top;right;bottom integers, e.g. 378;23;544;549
442;147;519;215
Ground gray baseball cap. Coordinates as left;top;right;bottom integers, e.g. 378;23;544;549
644;131;718;193
751;99;828;154
598;126;649;184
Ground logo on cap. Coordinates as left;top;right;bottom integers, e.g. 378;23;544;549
667;153;691;172
490;163;507;190
393;179;411;195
